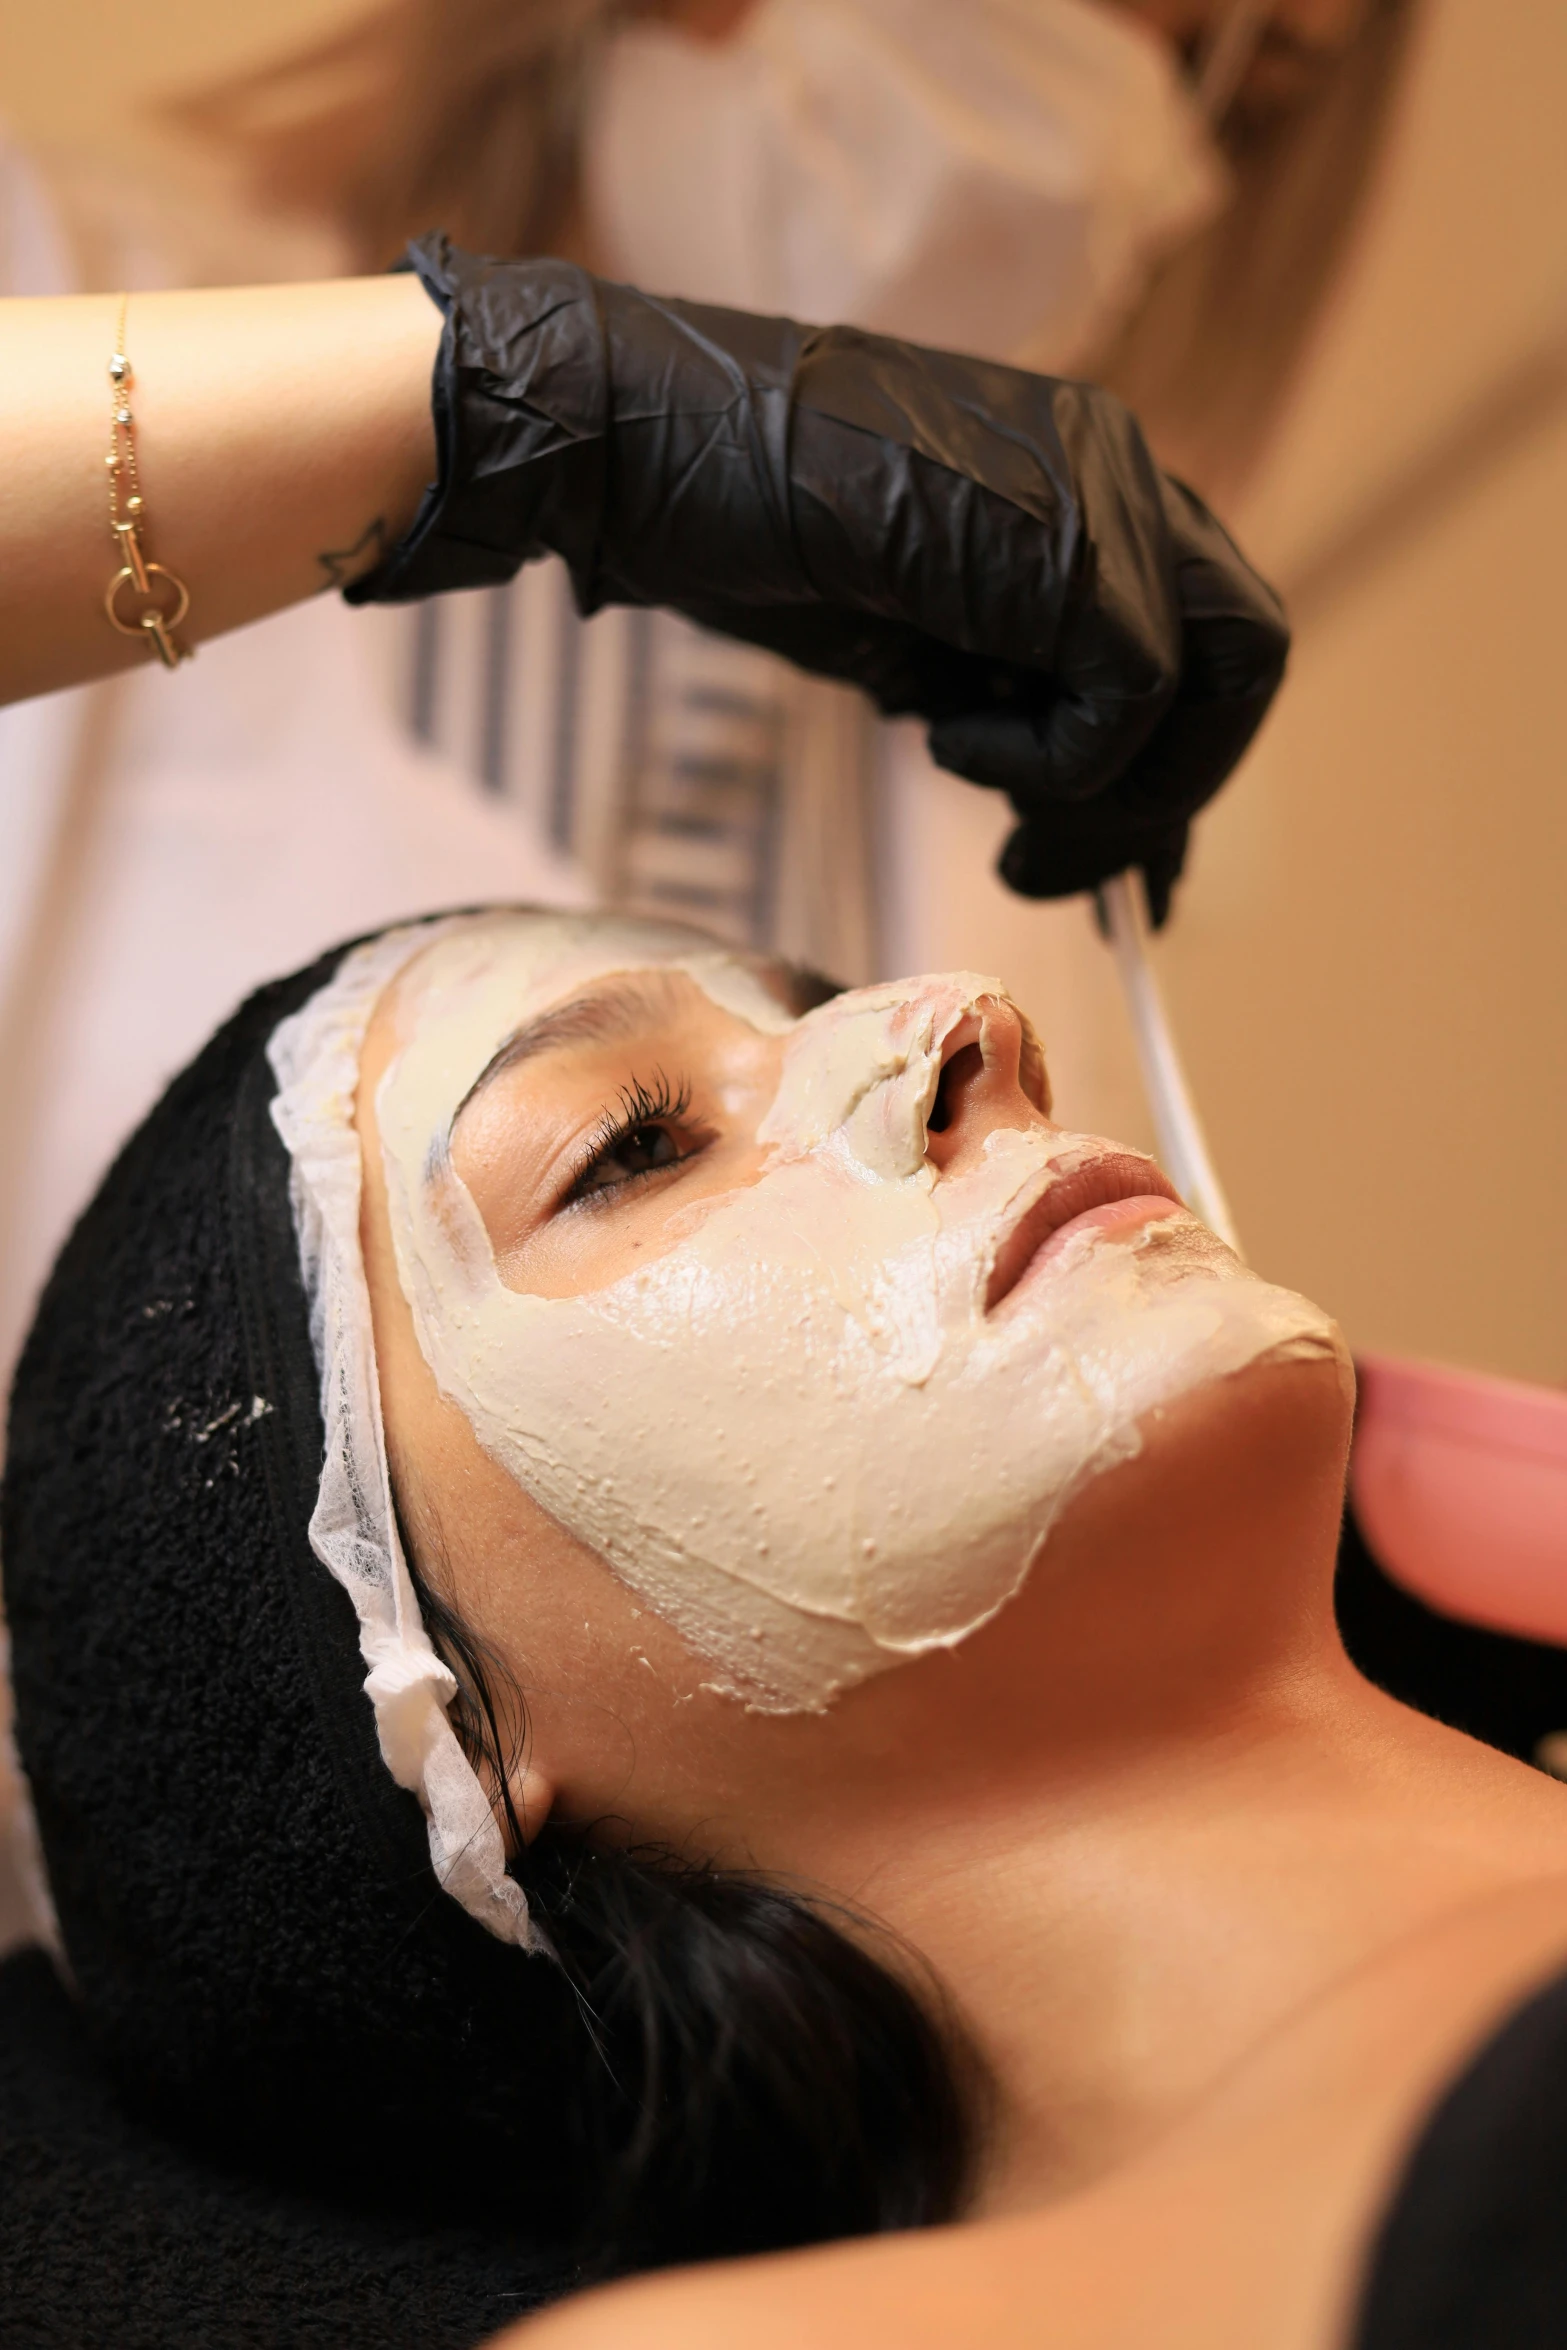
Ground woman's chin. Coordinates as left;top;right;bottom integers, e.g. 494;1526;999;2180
1020;1341;1354;1587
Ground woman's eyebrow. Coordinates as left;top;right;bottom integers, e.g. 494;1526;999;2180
452;973;686;1124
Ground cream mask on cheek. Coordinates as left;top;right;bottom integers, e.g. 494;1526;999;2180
377;914;1346;1713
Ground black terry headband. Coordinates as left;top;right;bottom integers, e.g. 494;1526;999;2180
2;936;576;2341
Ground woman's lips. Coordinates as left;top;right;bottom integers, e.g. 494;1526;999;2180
985;1153;1184;1311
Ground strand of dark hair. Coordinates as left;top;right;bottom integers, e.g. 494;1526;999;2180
407;1560;987;2281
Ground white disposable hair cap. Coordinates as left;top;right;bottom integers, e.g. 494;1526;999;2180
267;919;540;1951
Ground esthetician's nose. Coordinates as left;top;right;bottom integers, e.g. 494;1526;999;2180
924;998;1052;1174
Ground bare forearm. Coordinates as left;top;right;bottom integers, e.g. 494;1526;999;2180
0;273;441;705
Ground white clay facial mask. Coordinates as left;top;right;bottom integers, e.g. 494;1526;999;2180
376;912;1345;1712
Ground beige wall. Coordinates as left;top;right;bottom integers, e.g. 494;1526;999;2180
5;0;1564;1383
1155;0;1566;1386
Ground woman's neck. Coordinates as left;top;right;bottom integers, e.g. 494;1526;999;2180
747;1364;1567;2212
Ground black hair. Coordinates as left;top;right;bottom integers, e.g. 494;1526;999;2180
408;1563;987;2281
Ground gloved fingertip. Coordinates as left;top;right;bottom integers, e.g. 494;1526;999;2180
996;823;1054;899
1140;830;1188;929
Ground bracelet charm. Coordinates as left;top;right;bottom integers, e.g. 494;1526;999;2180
104;296;192;670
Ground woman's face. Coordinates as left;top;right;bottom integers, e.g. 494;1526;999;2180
356;913;1344;1788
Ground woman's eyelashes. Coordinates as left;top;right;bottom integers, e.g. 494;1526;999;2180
560;1071;707;1209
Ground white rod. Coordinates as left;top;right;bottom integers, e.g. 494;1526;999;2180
1090;0;1264;1258
1098;872;1244;1257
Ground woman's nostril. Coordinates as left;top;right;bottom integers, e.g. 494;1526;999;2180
928;1042;984;1137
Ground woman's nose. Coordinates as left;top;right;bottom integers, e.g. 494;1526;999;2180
924;998;1052;1173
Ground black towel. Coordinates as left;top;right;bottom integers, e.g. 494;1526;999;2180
0;1945;551;2350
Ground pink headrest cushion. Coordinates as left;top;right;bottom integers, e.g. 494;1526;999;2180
1351;1353;1567;1645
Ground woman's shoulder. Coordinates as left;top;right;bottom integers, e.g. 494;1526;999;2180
503;1874;1567;2350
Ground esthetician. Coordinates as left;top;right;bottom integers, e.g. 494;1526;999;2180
7;897;1567;2350
2;238;1285;878
0;0;1408;1407
175;0;1233;970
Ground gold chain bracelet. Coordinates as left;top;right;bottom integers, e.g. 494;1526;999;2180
104;295;192;670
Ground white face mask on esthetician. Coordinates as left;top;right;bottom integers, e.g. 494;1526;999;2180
375;916;1343;1716
582;0;1224;372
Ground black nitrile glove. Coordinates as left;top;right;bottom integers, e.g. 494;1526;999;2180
349;235;1289;922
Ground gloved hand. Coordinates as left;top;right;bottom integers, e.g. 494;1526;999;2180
350;236;1289;923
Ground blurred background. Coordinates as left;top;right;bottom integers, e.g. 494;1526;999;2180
0;0;1562;1394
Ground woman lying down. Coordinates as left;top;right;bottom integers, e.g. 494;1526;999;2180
4;908;1566;2350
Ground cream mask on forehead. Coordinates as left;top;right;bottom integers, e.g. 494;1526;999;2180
377;913;1344;1713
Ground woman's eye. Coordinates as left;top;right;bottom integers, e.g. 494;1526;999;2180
566;1121;684;1202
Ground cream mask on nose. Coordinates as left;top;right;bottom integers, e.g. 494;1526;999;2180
376;913;1345;1713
